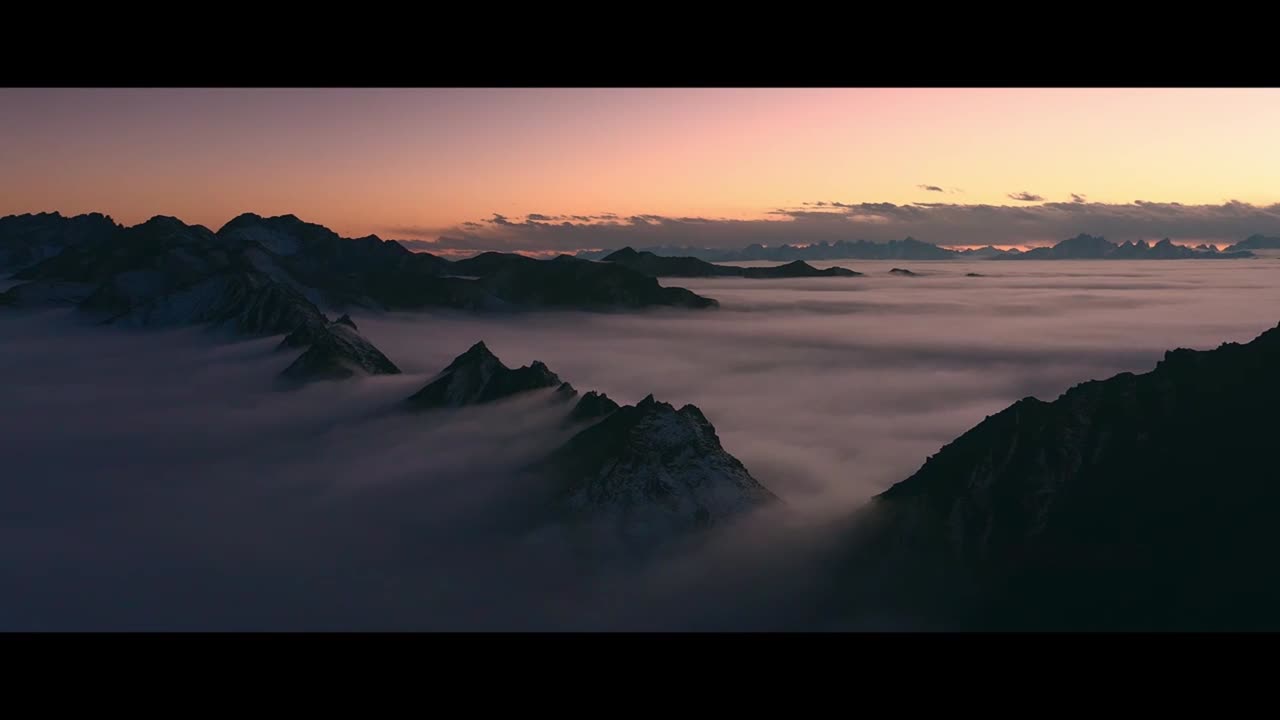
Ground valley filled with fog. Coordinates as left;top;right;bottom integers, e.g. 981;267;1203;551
359;258;1280;512
4;258;1280;630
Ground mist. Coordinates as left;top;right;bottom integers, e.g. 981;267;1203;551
4;258;1280;630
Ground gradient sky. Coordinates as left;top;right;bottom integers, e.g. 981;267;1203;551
5;88;1280;248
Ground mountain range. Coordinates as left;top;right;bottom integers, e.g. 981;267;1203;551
7;209;1280;628
577;234;1257;262
0;211;726;385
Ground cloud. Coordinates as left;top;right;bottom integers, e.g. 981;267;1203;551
1008;191;1045;202
918;185;945;193
389;200;1280;254
9;262;1280;629
1071;193;1087;203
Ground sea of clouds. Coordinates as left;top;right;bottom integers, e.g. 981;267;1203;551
4;258;1279;630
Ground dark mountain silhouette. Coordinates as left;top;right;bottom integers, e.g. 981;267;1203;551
404;341;567;410
601;248;860;278
1224;234;1280;253
996;234;1254;260
582;237;958;262
580;234;1259;263
957;246;1022;259
0;212;718;317
836;321;1280;630
0;211;120;271
278;315;401;385
1;212;719;386
888;268;918;276
568;391;621;423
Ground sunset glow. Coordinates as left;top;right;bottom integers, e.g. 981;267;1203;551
5;88;1280;249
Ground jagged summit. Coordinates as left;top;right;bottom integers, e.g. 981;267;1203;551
543;393;778;539
405;342;566;410
278;315;401;385
569;390;620;423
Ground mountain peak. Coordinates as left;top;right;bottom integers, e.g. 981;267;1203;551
545;394;778;540
603;247;640;262
568;390;620;423
407;342;564;410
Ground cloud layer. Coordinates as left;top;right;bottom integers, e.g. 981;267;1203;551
391;200;1280;254
6;258;1280;629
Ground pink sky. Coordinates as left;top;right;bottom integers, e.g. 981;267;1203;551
4;88;1280;245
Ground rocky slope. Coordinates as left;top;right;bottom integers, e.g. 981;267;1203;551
841;321;1280;630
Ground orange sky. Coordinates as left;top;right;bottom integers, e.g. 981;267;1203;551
4;88;1280;239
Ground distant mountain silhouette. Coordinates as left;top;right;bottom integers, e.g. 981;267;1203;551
582;237;958;262
579;234;1259;262
1224;234;1280;253
994;234;1254;260
601;247;861;278
835;321;1280;630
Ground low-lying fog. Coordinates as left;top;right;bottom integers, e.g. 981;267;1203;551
360;259;1280;511
3;259;1278;630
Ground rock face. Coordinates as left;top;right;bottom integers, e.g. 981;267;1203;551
845;321;1280;630
602;247;860;278
543;394;779;540
405;342;566;410
888;268;918;276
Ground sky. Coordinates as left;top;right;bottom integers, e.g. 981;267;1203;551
5;88;1280;251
